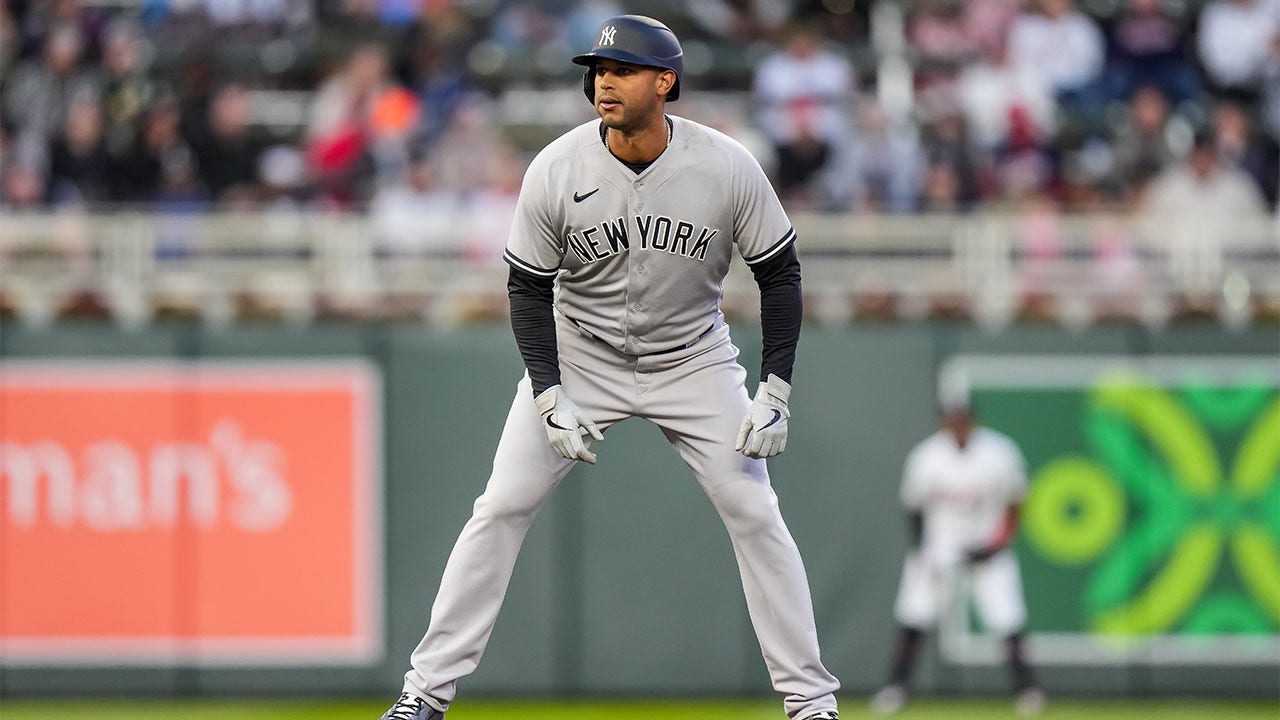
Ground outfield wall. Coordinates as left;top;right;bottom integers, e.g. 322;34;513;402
1;321;1277;699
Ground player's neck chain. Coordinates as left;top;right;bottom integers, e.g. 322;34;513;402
601;115;673;159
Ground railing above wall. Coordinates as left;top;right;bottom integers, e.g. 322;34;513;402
1;210;1277;331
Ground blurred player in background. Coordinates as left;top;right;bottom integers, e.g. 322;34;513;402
869;393;1045;717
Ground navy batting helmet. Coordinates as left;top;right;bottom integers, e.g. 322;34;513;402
571;15;683;103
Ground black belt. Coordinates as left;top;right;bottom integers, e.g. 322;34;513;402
632;320;716;353
564;313;714;357
641;323;715;356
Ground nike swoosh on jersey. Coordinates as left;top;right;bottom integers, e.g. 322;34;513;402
573;188;600;203
760;409;783;430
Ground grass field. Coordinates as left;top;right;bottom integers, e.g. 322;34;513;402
1;698;1276;720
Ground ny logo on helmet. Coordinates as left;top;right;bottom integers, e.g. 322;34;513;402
599;26;617;46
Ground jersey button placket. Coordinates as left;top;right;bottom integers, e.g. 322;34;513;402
630;248;648;394
625;182;648;355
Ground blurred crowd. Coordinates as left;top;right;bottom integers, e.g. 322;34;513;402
758;0;1279;222
2;0;1278;236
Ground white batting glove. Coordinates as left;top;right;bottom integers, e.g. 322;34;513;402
735;374;791;458
534;385;604;464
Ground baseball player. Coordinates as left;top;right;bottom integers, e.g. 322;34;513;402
869;397;1045;717
379;15;840;720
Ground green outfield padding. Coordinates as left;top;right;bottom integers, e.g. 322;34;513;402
2;321;1276;700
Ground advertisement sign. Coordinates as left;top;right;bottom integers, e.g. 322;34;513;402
938;355;1279;666
0;361;382;665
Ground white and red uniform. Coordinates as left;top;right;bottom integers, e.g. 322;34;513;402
893;426;1029;635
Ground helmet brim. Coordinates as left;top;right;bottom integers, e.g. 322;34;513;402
573;50;681;102
572;48;674;70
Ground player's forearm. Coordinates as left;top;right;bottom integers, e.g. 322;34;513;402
969;505;1021;562
507;266;561;395
752;244;802;383
990;504;1021;550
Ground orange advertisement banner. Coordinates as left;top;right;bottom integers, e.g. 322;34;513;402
0;361;382;665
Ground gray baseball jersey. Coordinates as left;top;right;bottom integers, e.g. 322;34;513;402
503;115;796;355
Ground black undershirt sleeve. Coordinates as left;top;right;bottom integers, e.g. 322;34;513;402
507;265;560;395
749;243;802;384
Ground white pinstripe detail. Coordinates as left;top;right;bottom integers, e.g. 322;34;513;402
745;227;796;265
503;250;559;277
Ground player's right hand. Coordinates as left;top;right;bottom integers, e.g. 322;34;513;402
534;385;604;464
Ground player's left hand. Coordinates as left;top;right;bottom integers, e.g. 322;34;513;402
735;374;791;458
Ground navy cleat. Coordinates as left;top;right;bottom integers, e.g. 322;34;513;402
379;693;443;720
801;712;839;720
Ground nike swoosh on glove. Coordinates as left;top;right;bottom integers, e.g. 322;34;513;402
534;384;604;464
735;373;791;458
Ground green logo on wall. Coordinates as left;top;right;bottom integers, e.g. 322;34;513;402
1023;375;1279;637
947;356;1280;666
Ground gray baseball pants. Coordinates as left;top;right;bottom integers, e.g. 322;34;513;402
403;320;840;718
